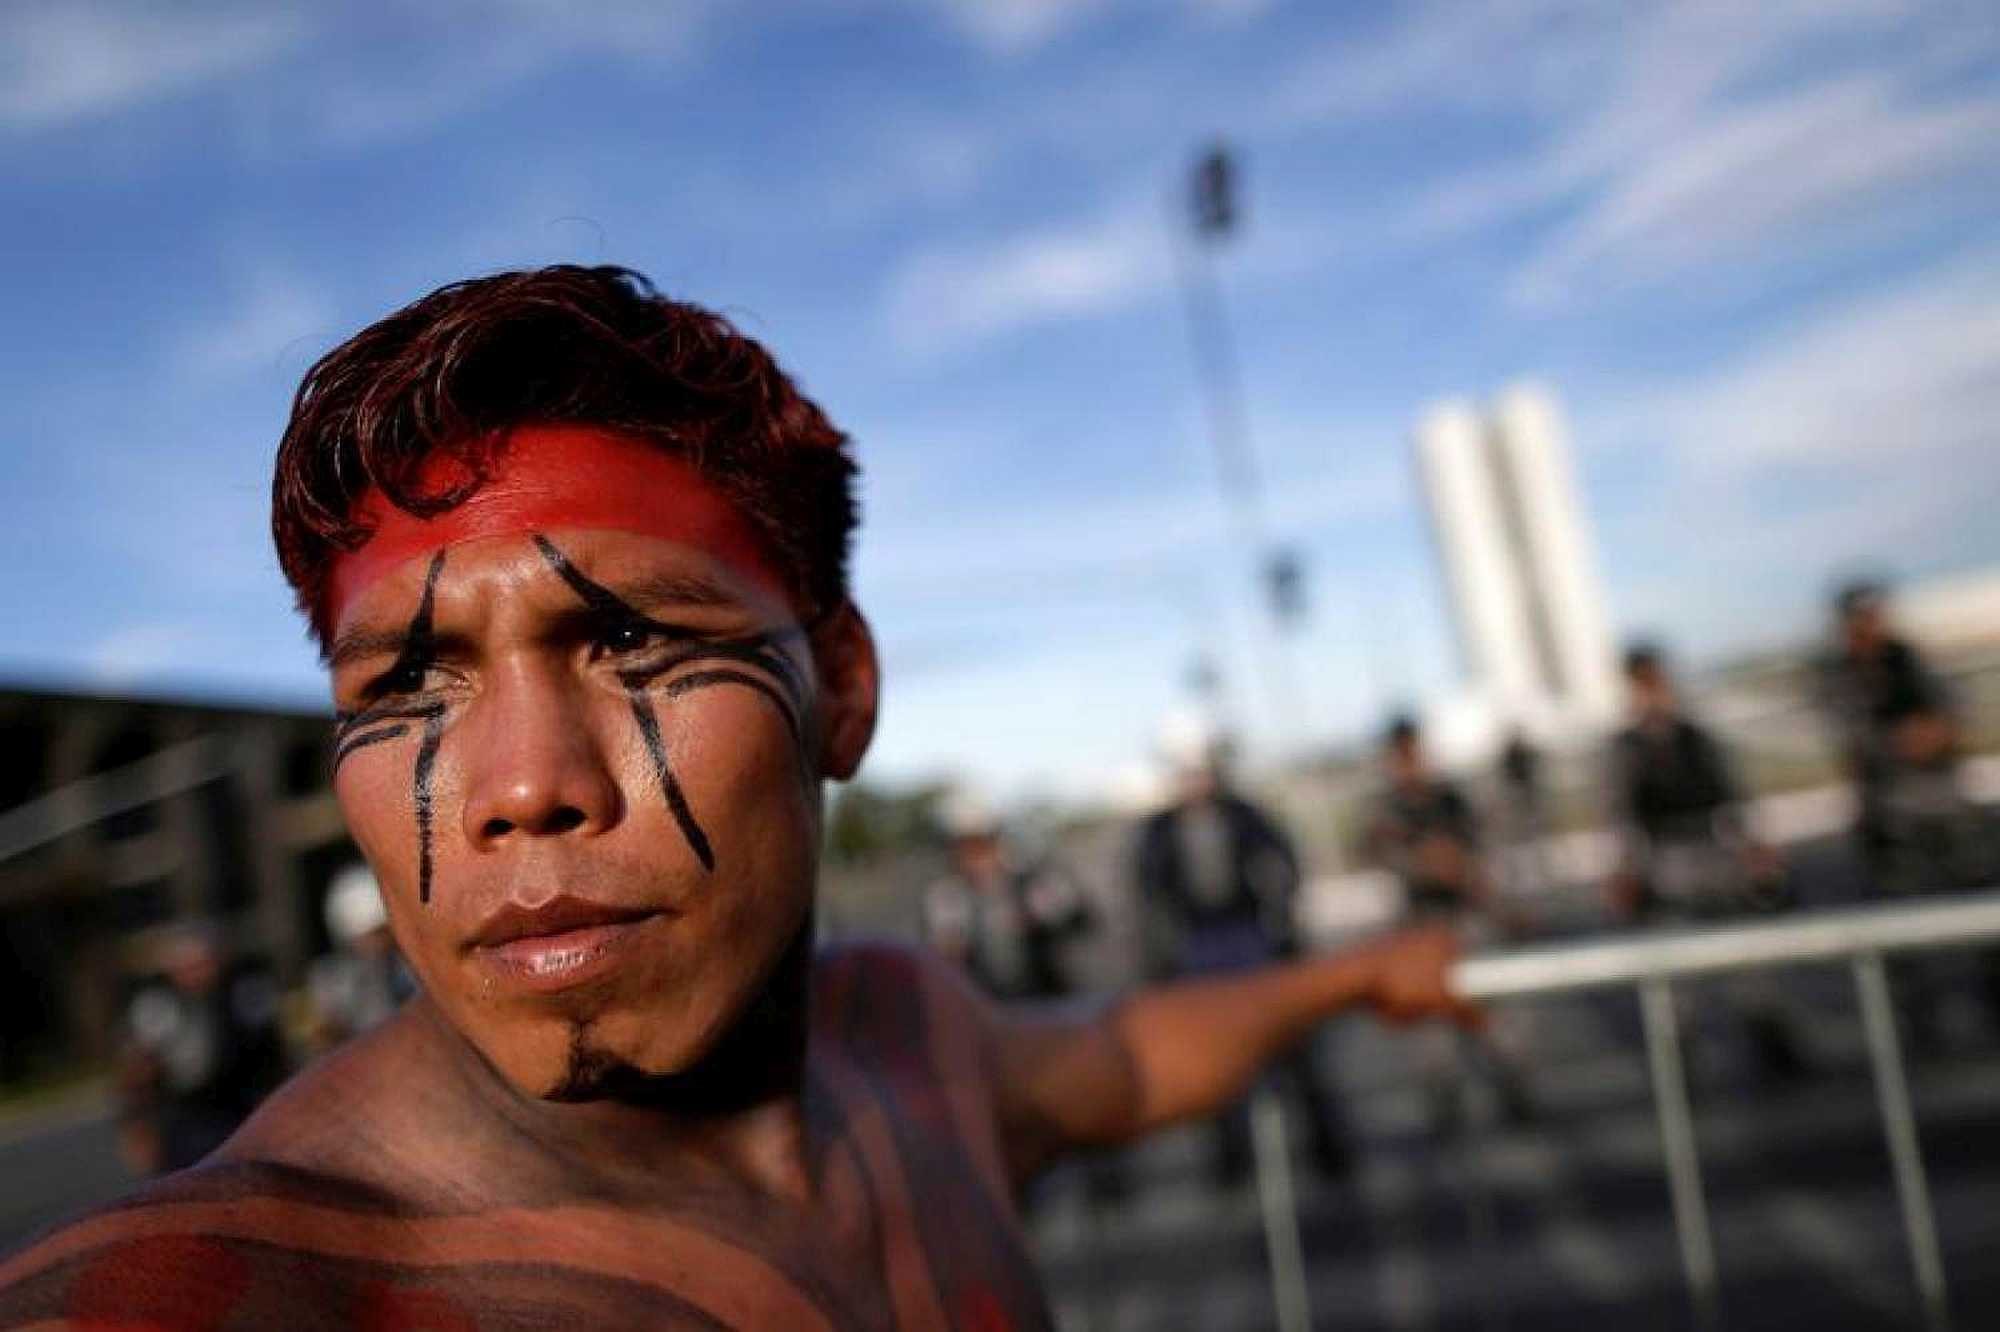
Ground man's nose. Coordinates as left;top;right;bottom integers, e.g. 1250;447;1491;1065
459;662;623;848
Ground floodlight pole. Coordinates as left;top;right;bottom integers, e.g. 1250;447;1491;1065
1171;144;1310;756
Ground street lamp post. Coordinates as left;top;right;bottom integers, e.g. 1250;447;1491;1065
1172;143;1311;754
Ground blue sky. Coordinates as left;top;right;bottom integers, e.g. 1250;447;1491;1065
2;0;1997;798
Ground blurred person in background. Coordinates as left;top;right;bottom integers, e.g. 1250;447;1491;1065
1819;582;2000;1046
117;922;287;1176
304;863;417;1052
0;267;1471;1326
1364;716;1496;926
1494;728;1555;905
1818;580;1990;894
1362;715;1533;1125
924;790;1120;1208
1608;644;1808;1079
922;788;1094;1004
1133;714;1351;1186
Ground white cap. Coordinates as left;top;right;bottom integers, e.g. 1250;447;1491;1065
938;786;1001;839
1157;708;1229;774
324;863;388;945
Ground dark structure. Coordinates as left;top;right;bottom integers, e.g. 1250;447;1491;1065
0;686;351;1082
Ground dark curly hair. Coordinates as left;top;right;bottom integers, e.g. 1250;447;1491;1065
271;265;857;649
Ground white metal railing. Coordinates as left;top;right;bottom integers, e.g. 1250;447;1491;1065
1442;890;2000;1331
0;733;236;866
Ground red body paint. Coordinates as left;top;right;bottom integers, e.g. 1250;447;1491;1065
67;1235;248;1332
327;424;790;625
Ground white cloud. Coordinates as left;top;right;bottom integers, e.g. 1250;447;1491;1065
265;3;716;150
1511;74;2000;307
1275;0;2000;307
84;622;205;686
924;0;1120;52
1624;253;2000;474
1576;252;2000;650
860;441;1404;605
880;206;1167;351
173;263;332;379
908;0;1276;54
0;1;310;131
2;1;718;148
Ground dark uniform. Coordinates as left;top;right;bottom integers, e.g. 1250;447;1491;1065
1134;792;1349;1182
1820;634;2000;1040
1611;715;1788;918
1366;773;1534;1123
123;961;288;1172
1367;780;1483;921
923;858;1091;1003
1610;713;1807;1077
1818;636;1976;890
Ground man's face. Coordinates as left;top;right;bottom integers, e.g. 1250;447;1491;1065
1628;666;1674;719
324;434;875;1100
1842;601;1886;655
951;833;1003;884
1386;736;1424;787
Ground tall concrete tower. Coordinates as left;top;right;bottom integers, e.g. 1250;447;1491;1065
1415;383;1618;737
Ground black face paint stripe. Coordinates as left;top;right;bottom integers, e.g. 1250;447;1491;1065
657;668;802;745
333;723;409;768
413;704;446;904
400;554;448;905
624;685;715;872
330;552;449;903
531;534;818;873
529;532;811;720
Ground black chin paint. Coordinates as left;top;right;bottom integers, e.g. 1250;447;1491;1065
531;535;812;875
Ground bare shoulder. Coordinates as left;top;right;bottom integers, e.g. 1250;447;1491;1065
0;1019;441;1328
0;1158;736;1329
812;937;995;1065
0;1154;411;1329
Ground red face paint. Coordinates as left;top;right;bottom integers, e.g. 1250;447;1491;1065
326;425;791;626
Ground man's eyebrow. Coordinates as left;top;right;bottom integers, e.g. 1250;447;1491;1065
327;623;414;669
329;570;755;664
603;570;747;616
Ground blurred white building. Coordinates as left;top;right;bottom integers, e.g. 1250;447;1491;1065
1415;384;1619;757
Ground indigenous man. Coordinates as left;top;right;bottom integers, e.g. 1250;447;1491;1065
0;266;1470;1330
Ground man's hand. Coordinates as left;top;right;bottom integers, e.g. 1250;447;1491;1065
1356;925;1480;1027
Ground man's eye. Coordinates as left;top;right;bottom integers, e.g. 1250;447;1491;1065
375;662;431;696
597;622;660;655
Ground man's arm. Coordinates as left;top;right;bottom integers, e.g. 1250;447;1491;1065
989;926;1469;1180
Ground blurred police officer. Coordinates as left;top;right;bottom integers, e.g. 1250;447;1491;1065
1818;580;1986;894
305;864;418;1052
1609;645;1807;1078
1362;715;1533;1124
119;923;287;1175
1134;715;1350;1184
922;790;1093;1004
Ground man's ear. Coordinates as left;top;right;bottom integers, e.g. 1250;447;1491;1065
811;601;878;781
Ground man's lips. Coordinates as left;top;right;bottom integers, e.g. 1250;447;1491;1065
469;895;661;950
466;895;668;992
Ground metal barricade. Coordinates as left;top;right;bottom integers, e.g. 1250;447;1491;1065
1449;890;2000;1331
